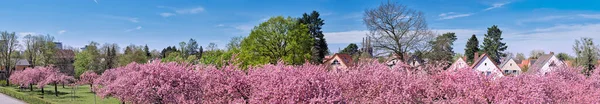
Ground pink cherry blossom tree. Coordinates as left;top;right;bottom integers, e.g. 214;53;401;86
78;70;99;91
37;66;74;97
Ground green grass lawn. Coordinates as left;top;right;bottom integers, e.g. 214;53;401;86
1;85;120;104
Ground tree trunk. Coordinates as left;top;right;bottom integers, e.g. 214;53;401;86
54;83;58;97
90;84;93;92
41;87;45;97
30;84;33;91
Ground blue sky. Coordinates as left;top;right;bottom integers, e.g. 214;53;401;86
1;0;599;57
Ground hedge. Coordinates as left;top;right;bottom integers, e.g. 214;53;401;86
0;86;55;104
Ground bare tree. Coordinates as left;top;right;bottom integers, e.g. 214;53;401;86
363;1;434;62
1;31;19;86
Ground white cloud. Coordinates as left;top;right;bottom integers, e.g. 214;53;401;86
324;30;369;44
438;12;474;20
157;6;205;17
501;24;600;55
216;24;225;27
102;15;139;23
175;7;205;14
93;0;98;4
484;2;511;11
58;30;67;34
579;14;600;19
125;26;142;32
159;13;176;17
516;15;569;25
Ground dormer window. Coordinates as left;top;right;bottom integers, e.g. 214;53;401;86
332;60;340;65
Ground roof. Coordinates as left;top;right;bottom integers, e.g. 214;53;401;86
519;59;530;68
499;57;513;68
526;54;555;74
470;53;502;71
55;50;75;59
15;59;29;66
325;53;354;67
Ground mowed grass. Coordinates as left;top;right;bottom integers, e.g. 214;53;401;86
1;85;120;104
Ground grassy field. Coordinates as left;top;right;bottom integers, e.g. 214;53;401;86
1;85;120;104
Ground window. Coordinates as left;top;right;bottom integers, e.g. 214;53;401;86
550;62;556;67
504;70;509;74
510;63;512;66
513;70;517;74
486;71;492;76
485;63;487;66
332;60;340;65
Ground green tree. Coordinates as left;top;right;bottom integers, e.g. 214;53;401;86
118;45;148;66
464;34;480;64
529;50;545;59
239;16;312;67
299;11;329;64
556;52;572;61
186;39;200;57
144;45;150;57
481;25;508;63
40;35;57;66
573;37;599;76
340;43;359;56
1;31;18;86
428;32;457;64
74;42;101;77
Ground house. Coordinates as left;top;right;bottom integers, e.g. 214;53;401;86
323;53;354;70
15;59;30;70
407;55;425;67
499;58;522;76
526;52;563;75
448;57;469;71
54;49;75;76
471;53;503;78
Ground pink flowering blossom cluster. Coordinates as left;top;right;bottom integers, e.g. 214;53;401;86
9;66;75;96
93;61;600;104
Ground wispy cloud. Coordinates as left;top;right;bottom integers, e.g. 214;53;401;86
58;30;67;34
93;0;98;4
516;15;569;25
159;13;176;17
578;14;600;19
216;24;225;27
157;6;205;17
175;7;205;14
503;23;600;54
102;15;139;23
125;26;142;32
484;2;511;11
323;30;368;44
234;25;253;33
438;12;474;20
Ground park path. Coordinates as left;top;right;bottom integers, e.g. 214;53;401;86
0;93;25;104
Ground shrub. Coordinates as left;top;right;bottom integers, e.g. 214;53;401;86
0;87;54;104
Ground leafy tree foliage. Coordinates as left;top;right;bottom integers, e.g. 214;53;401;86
340;43;359;56
239;16;313;67
573;37;600;76
299;11;329;64
428;32;457;64
118;45;148;66
515;53;526;61
74;42;101;77
160;46;179;58
464;34;480;64
481;25;508;63
556;52;572;61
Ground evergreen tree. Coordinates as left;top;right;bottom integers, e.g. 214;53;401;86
464;34;480;64
481;25;508;63
340;43;359;56
299;11;329;64
429;32;457;64
144;45;150;57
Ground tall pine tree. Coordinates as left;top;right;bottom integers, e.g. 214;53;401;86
465;34;479;64
299;11;329;64
429;32;457;64
482;25;508;63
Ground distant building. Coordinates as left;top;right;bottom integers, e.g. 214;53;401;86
448;57;469;71
471;53;503;78
499;58;522;76
54;42;63;50
323;53;354;70
526;52;563;75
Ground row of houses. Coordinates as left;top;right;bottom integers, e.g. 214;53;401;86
448;52;564;77
323;51;565;78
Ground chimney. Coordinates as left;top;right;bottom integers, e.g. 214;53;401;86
474;52;480;61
